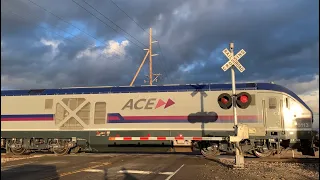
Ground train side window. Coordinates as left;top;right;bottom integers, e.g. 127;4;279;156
94;102;106;124
285;98;289;109
250;94;256;106
269;97;277;109
45;99;53;109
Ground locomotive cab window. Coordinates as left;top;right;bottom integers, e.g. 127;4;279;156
285;98;289;109
269;97;277;109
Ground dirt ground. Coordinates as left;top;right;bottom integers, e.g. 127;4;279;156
1;151;319;180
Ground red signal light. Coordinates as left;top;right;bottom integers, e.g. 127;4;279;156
236;92;252;109
221;97;229;104
240;95;248;103
218;93;232;109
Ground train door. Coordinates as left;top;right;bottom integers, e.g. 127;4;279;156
262;94;284;134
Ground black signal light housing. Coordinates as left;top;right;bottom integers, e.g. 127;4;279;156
218;93;232;109
236;92;252;109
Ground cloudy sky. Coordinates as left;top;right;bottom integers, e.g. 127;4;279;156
1;0;319;114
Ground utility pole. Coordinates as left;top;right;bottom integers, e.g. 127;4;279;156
149;28;153;85
130;28;159;86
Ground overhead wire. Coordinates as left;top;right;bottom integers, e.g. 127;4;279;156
1;9;125;61
26;0;127;57
83;0;148;48
3;0;173;84
109;0;149;34
74;0;172;84
156;43;173;84
1;9;79;45
108;0;173;84
2;1;93;44
71;0;146;54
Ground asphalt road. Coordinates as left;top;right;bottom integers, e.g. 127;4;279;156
1;153;319;180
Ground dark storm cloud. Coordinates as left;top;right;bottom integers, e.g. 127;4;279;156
155;0;319;84
1;0;319;92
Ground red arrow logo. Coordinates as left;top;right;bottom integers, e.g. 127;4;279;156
155;99;166;109
164;98;175;109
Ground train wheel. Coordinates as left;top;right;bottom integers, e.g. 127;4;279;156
253;146;273;158
52;140;70;155
9;140;27;155
201;143;220;159
10;147;26;155
70;146;81;154
53;146;70;155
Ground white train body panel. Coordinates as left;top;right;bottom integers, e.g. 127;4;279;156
1;83;314;141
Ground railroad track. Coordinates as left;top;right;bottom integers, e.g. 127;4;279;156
210;152;320;164
2;150;319;164
196;148;320;164
246;157;319;163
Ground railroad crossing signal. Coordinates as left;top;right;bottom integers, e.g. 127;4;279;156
221;48;246;73
220;43;247;169
217;92;252;110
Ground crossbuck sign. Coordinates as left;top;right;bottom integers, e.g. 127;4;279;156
221;48;246;73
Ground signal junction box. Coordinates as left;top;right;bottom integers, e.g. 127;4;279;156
229;124;249;142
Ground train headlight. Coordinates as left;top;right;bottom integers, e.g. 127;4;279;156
283;108;294;123
283;103;303;125
291;104;303;117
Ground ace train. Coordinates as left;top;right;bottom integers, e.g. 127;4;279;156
0;82;317;157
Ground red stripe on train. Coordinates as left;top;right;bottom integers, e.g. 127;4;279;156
107;115;258;120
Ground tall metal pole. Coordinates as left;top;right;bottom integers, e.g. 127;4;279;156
230;43;238;127
149;28;153;85
230;42;244;168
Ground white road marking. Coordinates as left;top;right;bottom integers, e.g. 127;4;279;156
118;170;152;174
165;164;185;180
116;164;185;178
117;170;174;175
159;172;175;175
83;169;105;173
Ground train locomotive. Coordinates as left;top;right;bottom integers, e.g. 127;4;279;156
1;82;317;157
